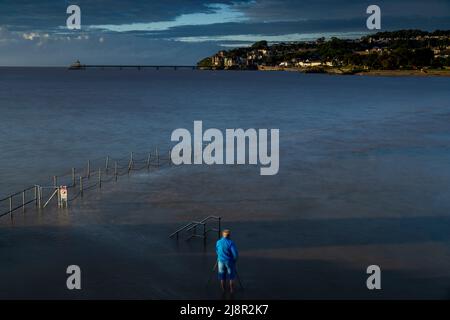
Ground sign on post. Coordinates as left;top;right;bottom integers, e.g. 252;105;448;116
59;186;68;208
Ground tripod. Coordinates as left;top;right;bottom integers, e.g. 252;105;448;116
206;261;244;290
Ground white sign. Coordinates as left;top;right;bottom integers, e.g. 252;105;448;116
60;186;68;201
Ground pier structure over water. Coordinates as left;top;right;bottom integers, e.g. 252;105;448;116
69;60;199;70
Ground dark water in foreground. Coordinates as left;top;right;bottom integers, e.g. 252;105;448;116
1;68;450;299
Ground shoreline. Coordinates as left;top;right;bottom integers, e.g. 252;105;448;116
199;66;450;77
254;66;450;77
1;66;449;77
354;69;450;77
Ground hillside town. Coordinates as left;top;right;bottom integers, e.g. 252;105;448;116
197;30;450;74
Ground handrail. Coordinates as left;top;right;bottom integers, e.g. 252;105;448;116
0;199;36;218
169;216;222;241
200;216;221;223
185;221;206;233
0;186;35;202
185;216;221;233
169;222;196;238
0;148;173;221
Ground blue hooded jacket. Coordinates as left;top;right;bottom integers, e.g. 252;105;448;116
216;237;238;263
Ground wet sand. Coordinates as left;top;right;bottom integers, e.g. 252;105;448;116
1;70;450;299
257;66;450;77
2;163;450;299
355;69;450;77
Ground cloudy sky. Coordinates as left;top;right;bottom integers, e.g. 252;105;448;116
0;0;449;66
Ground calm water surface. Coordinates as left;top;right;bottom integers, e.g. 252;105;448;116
0;68;450;298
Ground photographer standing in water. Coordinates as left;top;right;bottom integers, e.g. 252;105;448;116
216;229;239;293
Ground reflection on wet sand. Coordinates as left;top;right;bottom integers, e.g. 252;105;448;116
2;161;450;299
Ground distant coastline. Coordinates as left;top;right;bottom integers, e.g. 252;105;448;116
253;65;450;77
197;29;450;77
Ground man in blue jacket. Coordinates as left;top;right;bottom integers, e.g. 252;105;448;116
216;229;239;293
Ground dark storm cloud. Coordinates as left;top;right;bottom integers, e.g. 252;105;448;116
80;0;450;39
0;0;449;66
237;0;450;21
0;0;249;30
1;0;449;31
131;16;450;40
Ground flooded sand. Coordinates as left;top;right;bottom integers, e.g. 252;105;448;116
1;69;450;299
2;164;450;299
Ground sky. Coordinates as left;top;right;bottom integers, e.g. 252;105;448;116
0;0;449;66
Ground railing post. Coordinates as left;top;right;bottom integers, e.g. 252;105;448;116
98;168;102;188
57;186;61;208
87;160;90;178
147;152;151;170
72;168;76;186
34;185;38;206
156;147;160;167
218;217;221;239
53;176;57;188
22;190;26;213
203;223;206;244
114;161;118;181
9;196;13;220
38;187;42;209
168;150;171;166
128;152;133;173
105;156;110;173
80;176;83;197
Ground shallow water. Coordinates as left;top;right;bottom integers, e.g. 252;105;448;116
1;69;450;298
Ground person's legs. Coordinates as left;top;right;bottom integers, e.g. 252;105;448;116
226;261;236;293
217;261;226;292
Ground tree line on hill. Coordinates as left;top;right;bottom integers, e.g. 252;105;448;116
198;30;450;70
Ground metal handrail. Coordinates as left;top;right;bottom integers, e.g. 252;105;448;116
0;199;36;218
169;216;222;241
169;222;196;238
200;216;221;223
185;221;206;233
0;148;173;221
185;216;221;233
0;186;35;202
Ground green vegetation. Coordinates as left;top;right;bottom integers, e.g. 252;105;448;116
198;29;450;72
251;40;269;49
197;57;212;68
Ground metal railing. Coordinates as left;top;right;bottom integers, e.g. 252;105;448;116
0;147;172;221
0;186;38;220
169;216;222;242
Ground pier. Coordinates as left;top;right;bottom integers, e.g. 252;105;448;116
69;62;198;70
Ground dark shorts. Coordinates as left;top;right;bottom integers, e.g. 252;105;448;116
217;260;236;280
